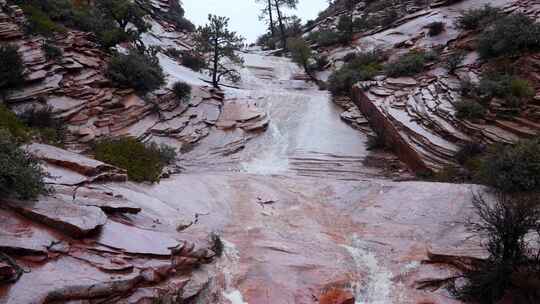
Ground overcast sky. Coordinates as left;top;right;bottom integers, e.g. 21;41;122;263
183;0;329;43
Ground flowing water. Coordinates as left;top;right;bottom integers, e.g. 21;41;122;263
117;51;408;303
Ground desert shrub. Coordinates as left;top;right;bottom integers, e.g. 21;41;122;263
456;5;503;30
41;42;63;61
455;142;486;166
328;50;386;95
21;4;66;36
94;138;176;183
0;104;29;141
452;193;540;304
307;30;346;47
155;143;177;166
0;45;25;93
288;38;313;73
385;50;428;77
478;72;534;107
0;130;48;200
181;51;206;71
165;1;195;32
19;105;64;146
107;49;165;94
477;13;540;58
446;51;466;74
426;21;445;36
366;134;386;150
312;55;329;71
476;138;540;193
172;81;192;103
454;100;486;120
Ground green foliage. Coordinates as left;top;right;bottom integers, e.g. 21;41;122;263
328;50;386;95
195;15;244;88
454;100;486;120
445;51;466;74
0;104;29;141
19;105;64;146
21;4;66;36
385;50;429;77
0;44;25;93
452;193;540;304
180;51;206;71
477;138;540;193
478;72;534;107
172;81;192;103
456;5;503;30
94;138;176;183
478;13;540;59
426;21;445;36
307;30;346;47
164;1;195;32
41;42;63;61
107;49;165;94
288;38;313;72
0;130;48;200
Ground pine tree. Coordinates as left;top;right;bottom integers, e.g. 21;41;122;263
194;15;245;88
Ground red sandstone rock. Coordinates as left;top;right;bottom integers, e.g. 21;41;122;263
320;288;355;304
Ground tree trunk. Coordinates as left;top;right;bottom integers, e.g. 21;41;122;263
273;0;287;50
212;38;219;88
267;0;275;37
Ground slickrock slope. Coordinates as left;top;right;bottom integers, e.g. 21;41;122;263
0;1;267;154
309;0;540;172
0;144;220;303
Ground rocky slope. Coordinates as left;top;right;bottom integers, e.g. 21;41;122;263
307;0;540;173
0;1;508;303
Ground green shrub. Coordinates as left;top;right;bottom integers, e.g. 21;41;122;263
180;51;206;71
172;81;191;103
165;1;195;32
452;193;540;304
456;5;503;30
478;72;534;107
0;130;48;200
476;138;540;193
42;42;63;61
426;21;445;36
0;45;25;93
477;13;540;58
0;104;29;141
94;138;176;183
19;106;64;146
107;49;165;94
307;30;346;47
455;142;486;166
21;4;66;36
328;50;386;95
454;100;486;120
385;50;428;77
446;51;466;74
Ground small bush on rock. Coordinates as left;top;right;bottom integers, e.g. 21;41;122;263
307;30;346;47
446;51;466;74
0;45;25;93
107;49;165;94
426;21;445;36
456;5;503;30
454;100;486;120
181;51;206;71
0;130;48;200
328;50;386;95
94;138;176;183
452;192;540;304
172;81;192;103
0;104;29;141
476;138;540;193
385;50;429;77
19;106;64;146
478;13;540;59
42;42;63;61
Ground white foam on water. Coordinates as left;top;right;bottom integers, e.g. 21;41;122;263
241;122;289;175
223;290;249;304
218;240;249;304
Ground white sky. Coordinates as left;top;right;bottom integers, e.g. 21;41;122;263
183;0;329;43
